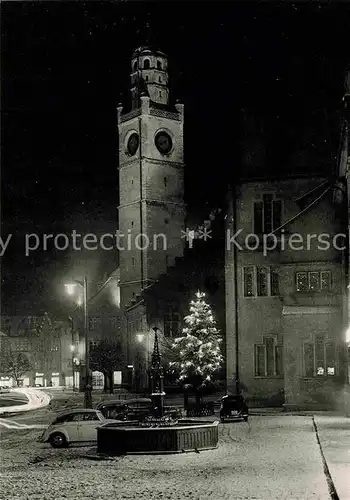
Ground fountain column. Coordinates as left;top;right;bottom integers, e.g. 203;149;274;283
149;327;166;417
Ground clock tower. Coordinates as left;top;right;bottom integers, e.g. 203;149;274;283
117;46;185;311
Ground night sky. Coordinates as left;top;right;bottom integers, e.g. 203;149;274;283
1;1;350;316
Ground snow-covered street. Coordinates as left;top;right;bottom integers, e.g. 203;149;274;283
0;414;334;500
0;388;50;415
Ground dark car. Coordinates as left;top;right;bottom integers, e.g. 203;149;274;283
95;398;153;421
219;394;249;422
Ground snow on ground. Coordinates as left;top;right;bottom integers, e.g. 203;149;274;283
0;416;330;500
0;388;50;415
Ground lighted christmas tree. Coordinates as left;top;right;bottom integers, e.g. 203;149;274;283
169;291;223;405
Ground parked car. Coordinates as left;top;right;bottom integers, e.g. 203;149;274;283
95;398;153;421
219;394;249;422
0;387;11;393
38;408;119;448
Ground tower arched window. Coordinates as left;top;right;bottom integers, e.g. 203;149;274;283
143;59;150;69
157;60;162;70
159;76;162;83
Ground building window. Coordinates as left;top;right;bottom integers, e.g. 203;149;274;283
88;317;101;330
131;178;134;185
145;76;148;82
13;338;30;352
159;76;162;83
108;316;119;329
243;266;279;297
157;60;162;70
143;59;150;69
131;221;134;227
254;194;282;234
132;257;136;267
164;176;167;187
255;337;283;377
164;218;169;224
133;61;137;71
296;271;332;292
303;338;336;377
89;340;101;351
92;371;104;387
164;311;180;337
159;91;162;99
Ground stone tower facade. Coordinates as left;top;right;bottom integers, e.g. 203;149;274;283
117;46;185;311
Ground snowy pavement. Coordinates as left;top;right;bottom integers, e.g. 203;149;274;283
0;415;332;500
0;388;50;415
313;415;350;500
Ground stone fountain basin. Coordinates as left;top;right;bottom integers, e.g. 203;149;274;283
97;419;219;455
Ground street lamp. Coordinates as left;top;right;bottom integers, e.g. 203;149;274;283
65;277;92;408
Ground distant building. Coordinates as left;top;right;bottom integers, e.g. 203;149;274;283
70;268;123;390
0;315;72;387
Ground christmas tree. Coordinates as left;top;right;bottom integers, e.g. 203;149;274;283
169;291;223;405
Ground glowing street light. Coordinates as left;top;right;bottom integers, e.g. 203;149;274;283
346;327;350;344
65;283;77;295
65;278;91;408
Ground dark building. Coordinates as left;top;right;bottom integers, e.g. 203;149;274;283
225;73;350;410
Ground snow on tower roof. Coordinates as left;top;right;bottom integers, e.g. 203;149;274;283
132;46;167;58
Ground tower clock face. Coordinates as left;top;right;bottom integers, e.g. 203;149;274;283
155;131;172;155
126;133;139;156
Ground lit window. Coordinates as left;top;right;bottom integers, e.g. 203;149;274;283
164;311;180;337
243;267;279;297
243;267;254;297
296;271;332;292
257;267;268;296
303;339;336;377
